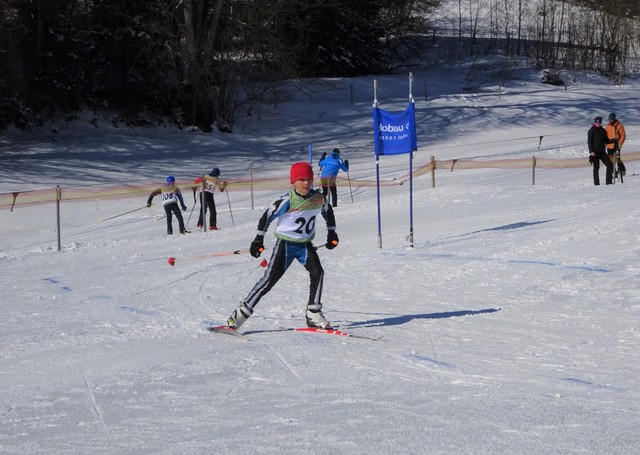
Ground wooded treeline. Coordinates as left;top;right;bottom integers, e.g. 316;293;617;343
0;0;638;132
441;0;640;80
0;0;437;132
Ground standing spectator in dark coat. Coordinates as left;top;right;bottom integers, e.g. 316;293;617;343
588;116;613;186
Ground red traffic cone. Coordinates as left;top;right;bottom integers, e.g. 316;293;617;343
168;257;176;266
260;258;268;267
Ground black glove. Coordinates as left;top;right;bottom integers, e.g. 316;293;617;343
181;205;187;211
588;155;595;165
321;152;327;160
326;231;339;249
146;201;152;207
250;235;265;258
344;159;349;170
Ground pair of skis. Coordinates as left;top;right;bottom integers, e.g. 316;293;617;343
613;149;624;184
207;325;381;341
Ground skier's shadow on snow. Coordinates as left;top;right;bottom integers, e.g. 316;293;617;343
467;219;554;234
432;220;555;246
344;308;500;329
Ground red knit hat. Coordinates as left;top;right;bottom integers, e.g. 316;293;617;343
290;162;314;183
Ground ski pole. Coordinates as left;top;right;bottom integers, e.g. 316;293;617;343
314;241;338;250
185;201;197;228
186;187;198;228
225;188;235;227
337;147;354;203
101;205;148;222
167;248;250;266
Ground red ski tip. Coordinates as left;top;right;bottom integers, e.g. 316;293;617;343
168;257;175;266
260;258;268;267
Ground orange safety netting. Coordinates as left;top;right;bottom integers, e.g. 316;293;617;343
2;151;638;210
0;176;384;210
433;151;640;171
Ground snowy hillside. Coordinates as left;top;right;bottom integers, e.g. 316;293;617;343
1;63;640;454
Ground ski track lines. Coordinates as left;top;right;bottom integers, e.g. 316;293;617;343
437;313;638;402
198;328;638;454
3;277;638;453
10;235;636;449
202;332;468;449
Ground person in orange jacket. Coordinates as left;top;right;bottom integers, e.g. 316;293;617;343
194;167;227;230
605;112;627;177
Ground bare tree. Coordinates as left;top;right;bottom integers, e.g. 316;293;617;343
178;0;225;131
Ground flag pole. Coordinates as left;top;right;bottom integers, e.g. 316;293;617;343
201;174;207;233
408;72;415;249
373;79;382;250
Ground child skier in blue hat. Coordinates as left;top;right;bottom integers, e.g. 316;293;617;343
147;176;189;234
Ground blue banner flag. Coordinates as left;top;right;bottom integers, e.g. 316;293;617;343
373;102;417;156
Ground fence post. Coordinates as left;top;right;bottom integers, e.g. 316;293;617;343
430;156;436;188
532;156;536;185
250;170;254;210
56;186;62;251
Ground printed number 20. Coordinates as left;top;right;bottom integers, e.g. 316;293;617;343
294;216;316;235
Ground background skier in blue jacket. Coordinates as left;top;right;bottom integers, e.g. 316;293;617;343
318;148;349;207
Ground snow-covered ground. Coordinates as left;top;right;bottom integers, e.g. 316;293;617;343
2;62;640;454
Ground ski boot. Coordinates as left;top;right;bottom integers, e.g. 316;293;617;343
227;303;253;330
305;304;332;329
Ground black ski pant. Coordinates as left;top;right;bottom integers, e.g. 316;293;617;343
321;175;339;207
164;202;185;234
243;239;324;311
197;191;217;227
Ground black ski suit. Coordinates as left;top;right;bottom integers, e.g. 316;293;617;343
588;124;613;185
